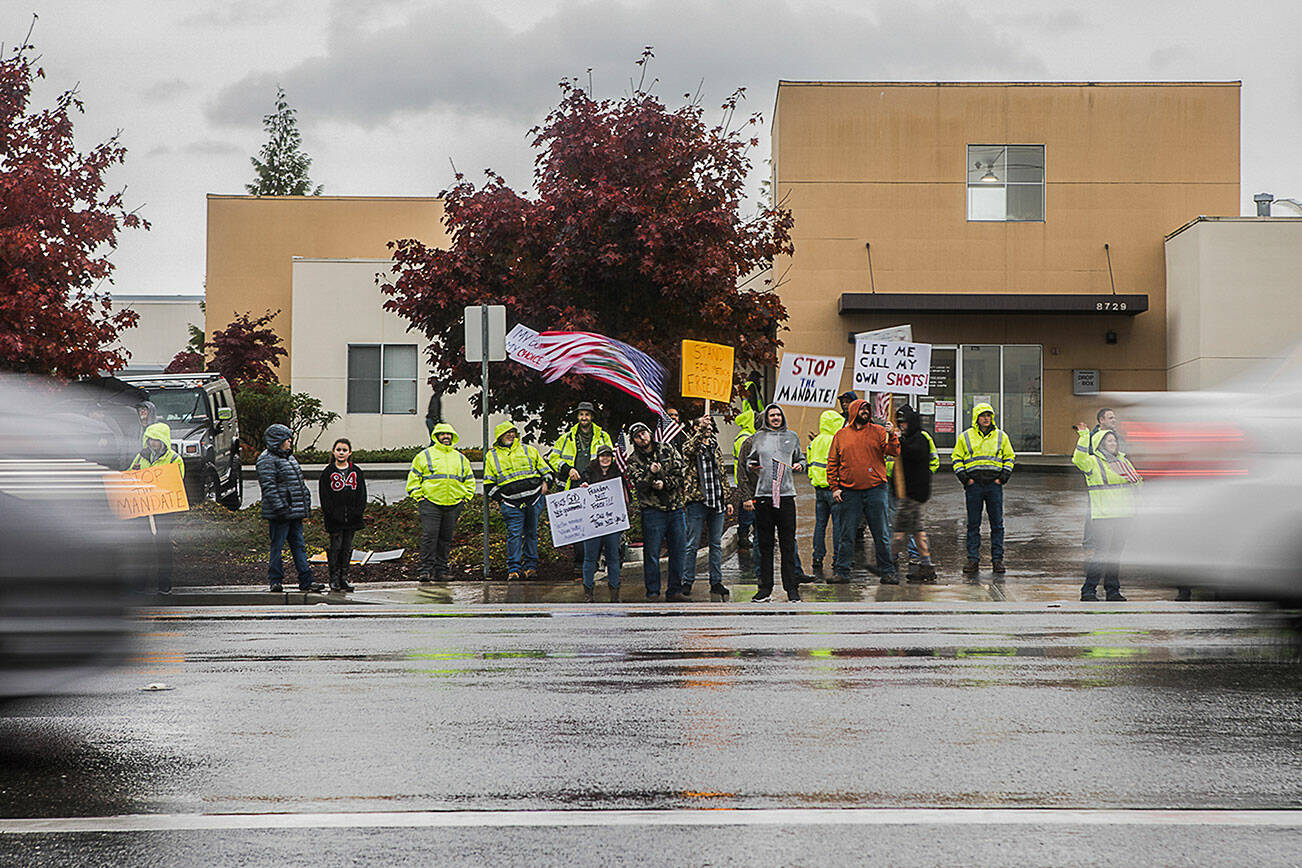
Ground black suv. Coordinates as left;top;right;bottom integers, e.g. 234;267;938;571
121;373;242;509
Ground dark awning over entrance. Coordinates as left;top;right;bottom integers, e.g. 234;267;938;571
838;293;1148;316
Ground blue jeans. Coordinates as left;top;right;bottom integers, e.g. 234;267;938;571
812;487;837;568
737;502;754;541
500;496;542;574
268;518;313;588
964;480;1005;561
685;501;726;588
582;531;623;590
641;507;686;596
835;485;893;578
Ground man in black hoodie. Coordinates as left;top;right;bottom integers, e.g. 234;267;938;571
892;405;936;583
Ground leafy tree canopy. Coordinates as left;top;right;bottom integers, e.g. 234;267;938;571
0;23;148;378
382;51;794;438
246;87;322;196
209;308;287;388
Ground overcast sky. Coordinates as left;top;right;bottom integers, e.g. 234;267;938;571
13;0;1302;296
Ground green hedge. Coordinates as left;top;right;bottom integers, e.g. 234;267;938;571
291;445;486;465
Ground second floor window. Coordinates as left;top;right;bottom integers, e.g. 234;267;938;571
967;144;1045;222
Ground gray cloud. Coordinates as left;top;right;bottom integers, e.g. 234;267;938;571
207;0;1046;130
142;78;193;101
183;139;243;156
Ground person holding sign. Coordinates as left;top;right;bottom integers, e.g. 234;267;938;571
738;404;806;602
827;398;899;584
128;421;185;594
951;402;1016;580
549;402;614;577
257;424;323;593
682;415;734;602
580;445;627;602
484;421;550;582
625;421;689;602
406;424;475;583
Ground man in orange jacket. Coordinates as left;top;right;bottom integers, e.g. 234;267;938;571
827;398;899;583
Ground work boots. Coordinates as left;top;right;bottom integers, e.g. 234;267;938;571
608;586;620;603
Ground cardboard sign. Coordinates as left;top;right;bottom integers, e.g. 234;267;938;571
852;340;932;395
505;323;548;371
680;340;734;403
545;478;629;547
103;462;188;519
773;353;845;407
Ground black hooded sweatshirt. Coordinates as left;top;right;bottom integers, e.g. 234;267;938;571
894;405;932;504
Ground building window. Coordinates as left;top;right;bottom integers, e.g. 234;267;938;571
347;344;418;414
967;145;1045;222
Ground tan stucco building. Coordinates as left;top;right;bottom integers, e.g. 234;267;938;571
771;81;1240;454
205;194;449;378
1165;216;1302;391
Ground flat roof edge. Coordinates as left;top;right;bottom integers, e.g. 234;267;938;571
777;80;1241;88
206;194;444;202
1165;215;1302;241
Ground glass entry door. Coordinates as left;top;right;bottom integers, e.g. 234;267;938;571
917;347;957;450
915;344;1042;454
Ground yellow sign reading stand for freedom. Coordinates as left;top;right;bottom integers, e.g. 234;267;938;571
103;462;189;520
681;340;735;403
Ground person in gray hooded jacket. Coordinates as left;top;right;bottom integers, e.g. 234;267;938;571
256;423;323;593
739;404;806;602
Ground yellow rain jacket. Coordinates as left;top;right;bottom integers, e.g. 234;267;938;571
1072;430;1142;519
407;423;475;506
806;410;845;489
128;422;185;476
732;407;756;487
951;402;1015;484
548;422;613;489
483;421;548;505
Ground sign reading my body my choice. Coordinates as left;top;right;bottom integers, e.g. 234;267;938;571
545;478;630;547
853;340;933;395
773;353;846;407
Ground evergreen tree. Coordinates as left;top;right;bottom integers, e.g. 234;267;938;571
245;87;322;196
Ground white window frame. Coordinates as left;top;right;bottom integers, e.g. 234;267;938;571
346;343;419;416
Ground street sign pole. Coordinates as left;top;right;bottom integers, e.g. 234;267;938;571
481;303;490;581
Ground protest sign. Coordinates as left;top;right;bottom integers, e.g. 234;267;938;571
505;323;548;371
852;340;933;395
545;478;630;547
103;463;188;520
773;353;845;407
680;340;734;403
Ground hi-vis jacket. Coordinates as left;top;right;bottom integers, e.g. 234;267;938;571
406;423;475;506
731;407;756;487
806;410;844;489
483;421;548;505
548;423;613;489
885;432;940;478
951;402;1015;485
129;422;185;476
1071;430;1142;519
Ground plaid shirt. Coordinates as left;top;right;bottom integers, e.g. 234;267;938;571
682;428;731;510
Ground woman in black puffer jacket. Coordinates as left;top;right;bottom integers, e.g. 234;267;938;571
256;423;322;593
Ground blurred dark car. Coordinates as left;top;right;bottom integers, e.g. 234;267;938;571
0;375;136;700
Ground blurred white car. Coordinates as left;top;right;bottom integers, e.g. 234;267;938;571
1110;350;1302;604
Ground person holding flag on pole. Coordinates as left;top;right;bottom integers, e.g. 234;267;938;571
738;404;806;602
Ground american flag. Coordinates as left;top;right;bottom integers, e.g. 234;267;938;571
771;458;782;507
657;416;683;446
873;391;892;422
538;331;669;418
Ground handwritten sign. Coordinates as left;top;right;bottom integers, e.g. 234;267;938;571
545;478;630;547
681;340;734;403
505;323;548;371
103;462;188;519
852;340;932;395
773;353;845;407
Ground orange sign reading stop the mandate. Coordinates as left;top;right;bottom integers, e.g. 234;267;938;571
103;463;189;519
681;340;735;403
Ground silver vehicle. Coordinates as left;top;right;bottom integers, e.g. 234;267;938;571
121;372;242;509
1111;351;1302;605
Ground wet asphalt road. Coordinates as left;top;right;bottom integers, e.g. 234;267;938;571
2;604;1301;865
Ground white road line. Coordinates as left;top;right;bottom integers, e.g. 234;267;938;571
4;808;1302;834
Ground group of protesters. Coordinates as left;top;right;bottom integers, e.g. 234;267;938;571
240;385;1145;604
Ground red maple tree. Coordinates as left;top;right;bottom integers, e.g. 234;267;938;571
0;28;148;378
382;52;794;436
209;309;287;388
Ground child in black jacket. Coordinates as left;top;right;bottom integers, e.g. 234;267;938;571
318;438;367;591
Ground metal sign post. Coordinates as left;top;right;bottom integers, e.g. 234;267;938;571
465;305;507;581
